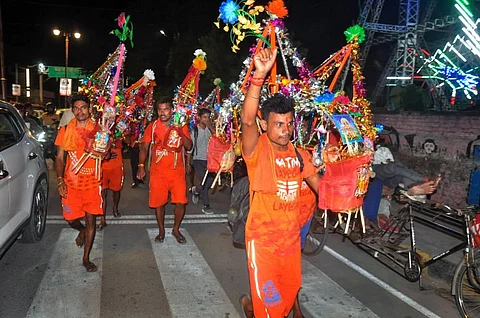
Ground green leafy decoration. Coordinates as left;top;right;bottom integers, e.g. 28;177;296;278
344;25;365;44
110;13;134;48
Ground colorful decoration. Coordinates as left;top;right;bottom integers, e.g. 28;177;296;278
74;13;133;179
215;0;266;52
110;12;134;47
413;0;480;108
344;25;366;44
172;49;208;126
214;0;377;225
117;69;156;141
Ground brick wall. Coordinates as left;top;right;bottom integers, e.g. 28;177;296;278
373;111;480;207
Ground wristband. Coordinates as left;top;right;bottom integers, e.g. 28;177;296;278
246;93;260;99
138;164;145;167
250;77;265;86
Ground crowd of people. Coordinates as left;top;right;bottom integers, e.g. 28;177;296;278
45;47;440;318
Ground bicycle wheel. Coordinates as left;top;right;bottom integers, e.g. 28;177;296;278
302;209;329;256
454;260;480;317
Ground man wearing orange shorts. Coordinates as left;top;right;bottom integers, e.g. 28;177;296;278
239;48;320;318
55;94;103;272
98;137;124;229
137;97;192;244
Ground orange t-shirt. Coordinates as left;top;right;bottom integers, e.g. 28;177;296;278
298;181;317;227
55;121;101;190
141;120;191;176
244;135;317;256
297;149;317;227
102;139;123;170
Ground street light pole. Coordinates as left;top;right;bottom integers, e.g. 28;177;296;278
64;33;69;108
53;28;81;108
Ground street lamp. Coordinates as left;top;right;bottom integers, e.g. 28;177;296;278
52;28;81;107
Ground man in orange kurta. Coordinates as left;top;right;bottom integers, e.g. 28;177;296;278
137;97;192;244
98;137;124;229
239;48;321;318
55;94;103;272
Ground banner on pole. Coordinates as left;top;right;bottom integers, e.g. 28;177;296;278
12;84;21;96
59;78;72;96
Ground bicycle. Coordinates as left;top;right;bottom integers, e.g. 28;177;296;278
302;192;480;317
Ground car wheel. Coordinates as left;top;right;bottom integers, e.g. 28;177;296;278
20;178;48;243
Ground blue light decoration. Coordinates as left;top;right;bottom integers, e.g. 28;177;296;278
415;0;480;107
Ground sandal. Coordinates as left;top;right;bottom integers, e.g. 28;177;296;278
154;234;164;243
171;231;186;244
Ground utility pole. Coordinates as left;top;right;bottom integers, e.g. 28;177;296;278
0;4;6;100
39;74;43;105
15;63;18;102
64;34;69;108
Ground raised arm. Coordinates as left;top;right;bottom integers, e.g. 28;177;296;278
241;48;277;157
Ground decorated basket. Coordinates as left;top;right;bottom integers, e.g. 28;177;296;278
318;154;371;212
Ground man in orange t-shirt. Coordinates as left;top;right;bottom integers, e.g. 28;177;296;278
137;97;192;244
239;48;321;318
55;94;103;272
98;137;124;229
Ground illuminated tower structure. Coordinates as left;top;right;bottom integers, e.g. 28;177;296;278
358;0;463;109
415;0;480;110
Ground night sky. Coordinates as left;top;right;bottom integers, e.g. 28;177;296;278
2;0;462;104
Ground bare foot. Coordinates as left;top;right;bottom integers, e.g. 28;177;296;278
408;181;436;196
293;297;305;318
83;260;98;272
75;231;85;248
97;223;107;230
239;294;253;318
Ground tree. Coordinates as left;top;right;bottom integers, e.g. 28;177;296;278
198;27;244;97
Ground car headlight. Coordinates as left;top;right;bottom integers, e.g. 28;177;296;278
37;132;46;142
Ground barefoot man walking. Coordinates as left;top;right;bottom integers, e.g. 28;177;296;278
55;94;103;272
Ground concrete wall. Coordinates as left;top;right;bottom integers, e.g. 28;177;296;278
373;111;480;207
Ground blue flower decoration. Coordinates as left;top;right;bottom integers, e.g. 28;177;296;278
219;0;240;24
374;123;384;134
315;92;335;104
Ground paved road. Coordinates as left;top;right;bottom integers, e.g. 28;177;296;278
0;160;461;318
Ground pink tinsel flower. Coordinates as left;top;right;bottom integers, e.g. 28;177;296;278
117;13;126;28
98;96;106;105
334;95;350;104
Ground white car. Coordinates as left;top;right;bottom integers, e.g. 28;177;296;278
0;102;48;258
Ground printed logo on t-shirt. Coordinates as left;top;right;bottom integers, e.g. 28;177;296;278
262;280;282;307
277;180;299;202
275;156;300;202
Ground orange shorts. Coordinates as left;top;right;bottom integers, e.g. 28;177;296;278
149;172;187;208
62;185;103;221
246;239;302;318
102;166;124;191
